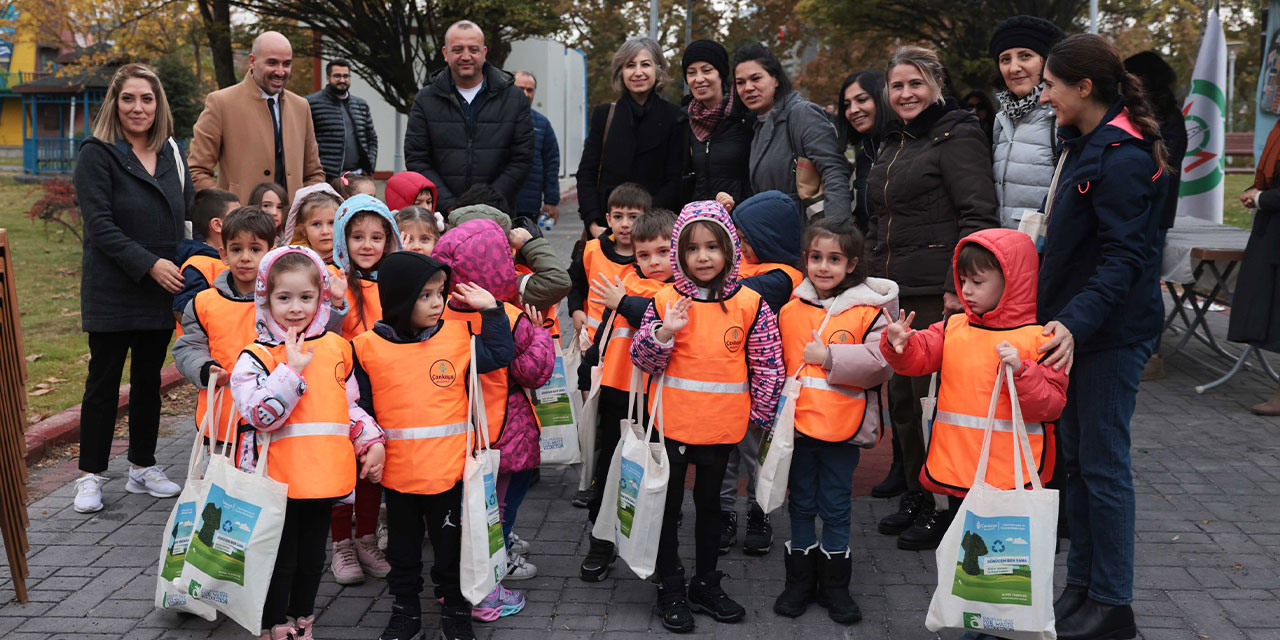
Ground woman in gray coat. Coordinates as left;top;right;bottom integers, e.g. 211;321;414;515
990;15;1065;229
733;43;852;224
71;63;192;513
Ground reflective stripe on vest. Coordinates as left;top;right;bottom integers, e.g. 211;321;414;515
246;334;357;500
193;288;256;443
443;303;524;446
581;239;633;342
798;376;862;400
383;422;470;440
650;286;759;444
922;316;1056;497
779;298;881;442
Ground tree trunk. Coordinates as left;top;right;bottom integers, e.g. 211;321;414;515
197;0;237;89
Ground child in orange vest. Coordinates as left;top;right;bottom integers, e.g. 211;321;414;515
173;188;240;319
773;219;898;623
228;245;386;640
629;201;784;632
881;229;1068;551
351;251;515;640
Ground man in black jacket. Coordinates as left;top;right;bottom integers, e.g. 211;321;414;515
403;20;534;212
307;59;378;180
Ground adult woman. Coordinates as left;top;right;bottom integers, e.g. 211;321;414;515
72;63;192;513
989;15;1065;229
866;46;998;551
682;39;754;209
576;37;686;237
836;69;890;234
1234;126;1280;415
733;43;851;224
1037;34;1169;640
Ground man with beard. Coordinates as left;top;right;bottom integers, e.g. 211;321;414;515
307;59;378;181
189;31;324;204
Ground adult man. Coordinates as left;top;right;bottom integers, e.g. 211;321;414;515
189;31;324;204
403;20;533;212
513;70;560;224
307;59;378;181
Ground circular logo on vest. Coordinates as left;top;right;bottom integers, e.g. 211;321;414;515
724;326;745;352
430;360;458;387
333;361;347;389
828;330;854;345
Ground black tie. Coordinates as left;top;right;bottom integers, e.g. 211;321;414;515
267;96;285;190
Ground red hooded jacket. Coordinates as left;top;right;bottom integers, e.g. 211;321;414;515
385;171;438;212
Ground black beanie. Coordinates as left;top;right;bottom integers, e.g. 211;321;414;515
681;39;730;87
989;16;1065;62
377;251;450;337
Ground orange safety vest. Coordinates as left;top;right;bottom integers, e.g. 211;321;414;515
649;286;760;445
243;333;357;500
738;261;803;291
353;321;472;495
192;287;257;443
514;262;563;339
778;298;883;442
443;302;524;444
599;269;668;392
182;254;228;289
341;277;381;339
922;315;1057;497
580;239;634;342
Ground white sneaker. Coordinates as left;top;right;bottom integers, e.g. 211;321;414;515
126;465;182;498
508;532;531;557
504;553;537;581
73;474;106;513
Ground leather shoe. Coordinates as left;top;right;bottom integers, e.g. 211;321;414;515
1053;584;1089;623
1055;597;1136;640
896;503;953;551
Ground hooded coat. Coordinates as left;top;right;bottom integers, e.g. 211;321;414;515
630;200;785;429
731;190;803;313
334;194;403;337
281;182;343;249
748;91;853;224
445;204;571;310
384;171;439;212
432;219;555;472
992;91;1058;229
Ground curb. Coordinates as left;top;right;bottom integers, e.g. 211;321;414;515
24;365;189;466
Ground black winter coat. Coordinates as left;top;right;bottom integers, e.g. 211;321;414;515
306;86;378;180
687;101;755;205
404;64;534;212
74;136;193;332
576;92;687;227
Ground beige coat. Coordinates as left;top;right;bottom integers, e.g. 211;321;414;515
188;73;325;204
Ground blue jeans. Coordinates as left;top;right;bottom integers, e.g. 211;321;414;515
1059;338;1155;606
787;435;860;550
498;469;537;545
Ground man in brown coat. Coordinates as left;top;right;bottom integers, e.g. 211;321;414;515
188;31;324;204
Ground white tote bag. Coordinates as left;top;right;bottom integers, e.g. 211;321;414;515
533;338;583;466
179;430;289;633
925;365;1059;640
154;386;224;621
459;338;508;604
561;329;595;490
572;313;615;491
921;372;939;450
594;370;669;579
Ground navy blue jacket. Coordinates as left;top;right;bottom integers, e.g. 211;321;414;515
732;190;803;313
516;109;561;216
1037;102;1168;353
171;238;221;316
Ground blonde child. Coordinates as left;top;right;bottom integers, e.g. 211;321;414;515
282;184;343;254
395;205;443;256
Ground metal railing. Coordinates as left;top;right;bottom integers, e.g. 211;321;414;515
23;136;82;174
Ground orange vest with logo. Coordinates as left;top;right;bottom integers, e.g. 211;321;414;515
192;287;257;443
738;261;803;291
443;302;524;444
650;286;759;445
922;315;1056;497
779;298;883;442
600;269;667;392
341;277;381;339
353;322;472;495
243;333;357;500
581;239;634;342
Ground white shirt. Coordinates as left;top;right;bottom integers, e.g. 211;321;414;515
260;89;281;129
457;83;482;104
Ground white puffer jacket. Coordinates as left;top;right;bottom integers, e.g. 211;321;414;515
992;101;1058;229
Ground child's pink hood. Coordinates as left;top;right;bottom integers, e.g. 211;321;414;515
431;218;518;306
254;245;332;345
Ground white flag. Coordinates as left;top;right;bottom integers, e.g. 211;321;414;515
1176;7;1227;223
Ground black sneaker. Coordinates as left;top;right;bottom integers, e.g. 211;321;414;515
687;571;746;622
570;484;593;508
878;489;927;536
742;503;773;555
896;502;954;551
656;576;696;633
579;536;617;582
380;603;423;640
718;510;737;554
439;613;475;640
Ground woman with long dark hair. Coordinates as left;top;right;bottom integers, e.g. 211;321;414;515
836;69;889;234
1037;34;1170;640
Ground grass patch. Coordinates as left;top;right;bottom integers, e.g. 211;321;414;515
1223;173;1253;230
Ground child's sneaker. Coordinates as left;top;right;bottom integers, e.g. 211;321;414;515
258;622;298;640
471;583;525;621
293;615;316;640
331;538;365;585
504;553;537;580
379;603;423;640
126;465;181;498
440;610;476;640
355;534;391;578
507;532;531;557
73;474;106;513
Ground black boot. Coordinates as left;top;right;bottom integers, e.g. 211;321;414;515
871;428;907;498
380;602;423;640
896;500;954;551
878;489;927;536
773;541;819;618
688;571;746;622
439;603;475;640
742;503;773;555
1055;598;1136;640
656;574;696;633
1054;584;1089;623
579;536;617;582
815;547;862;624
718;510;737;554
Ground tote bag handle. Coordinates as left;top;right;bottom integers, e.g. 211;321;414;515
465;337;493;456
971;364;1043;492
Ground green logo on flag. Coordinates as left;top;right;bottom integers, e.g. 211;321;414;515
1181;79;1226;198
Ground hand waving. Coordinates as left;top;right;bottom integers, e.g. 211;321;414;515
656;296;692;343
328;273;348;308
885;310;917;354
452;281;497;310
284;327;314;372
589;274;626;311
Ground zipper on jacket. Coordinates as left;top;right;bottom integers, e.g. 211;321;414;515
882;134;907;277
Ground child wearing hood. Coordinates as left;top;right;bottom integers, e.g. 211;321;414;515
351;251;515;640
629;200;785;632
228;246;386;640
881;229;1067;550
281;183;343;254
385;170;439;213
433;219;556;600
772;218;898;624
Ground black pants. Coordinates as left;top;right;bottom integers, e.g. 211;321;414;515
587;387;630;524
262;498;334;628
384;484;468;615
79;329;172;473
886;294;944;492
656;440;733;581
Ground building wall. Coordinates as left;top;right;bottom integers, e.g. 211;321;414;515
0;12;38;147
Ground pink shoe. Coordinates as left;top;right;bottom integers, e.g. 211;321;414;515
355;534;390;578
331;538;365;585
293;615;315;640
470;583;525;622
258;623;297;639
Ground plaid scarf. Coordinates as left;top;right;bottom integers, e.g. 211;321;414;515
689;90;732;142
